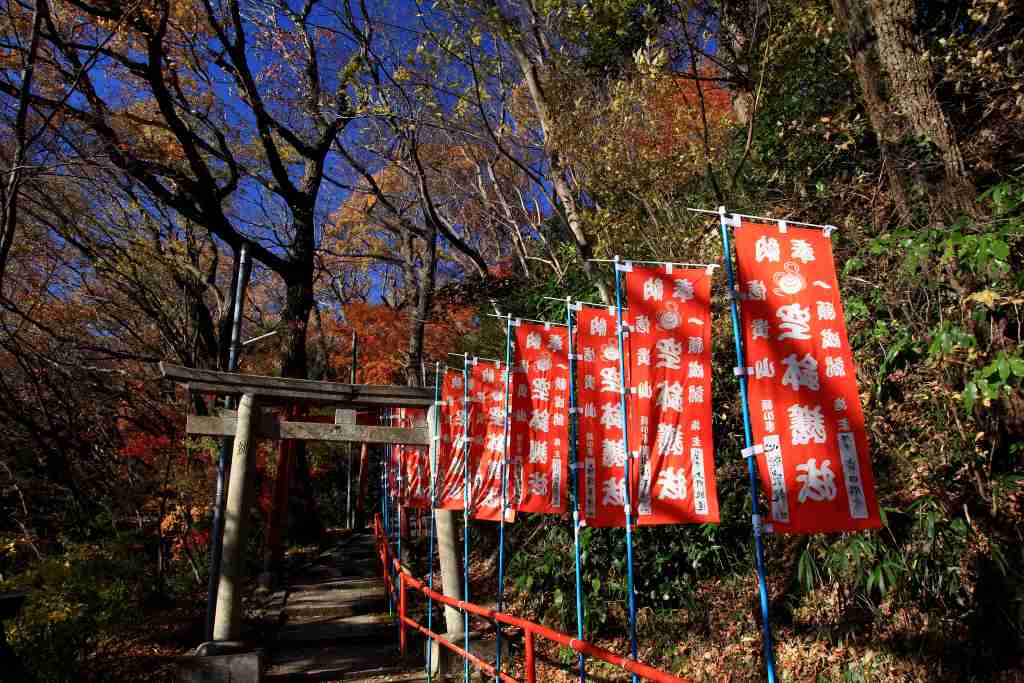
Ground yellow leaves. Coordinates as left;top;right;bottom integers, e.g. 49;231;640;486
964;290;1000;308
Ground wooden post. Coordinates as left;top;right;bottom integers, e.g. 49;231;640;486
426;400;464;636
398;572;407;655
354;442;370;528
213;393;258;641
434;509;464;635
525;629;536;683
260;430;293;589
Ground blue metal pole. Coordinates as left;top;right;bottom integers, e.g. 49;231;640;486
383;422;393;617
462;355;471;683
495;318;513;680
612;258;639;683
427;363;441;682
396;407;402;571
719;210;779;683
565;298;587;683
393;408;403;645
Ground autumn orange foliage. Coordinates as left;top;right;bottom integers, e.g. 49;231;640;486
637;75;734;157
316;301;476;385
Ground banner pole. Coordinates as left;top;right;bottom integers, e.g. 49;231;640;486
718;210;779;683
392;410;399;620
612;257;639;683
382;413;393;616
427;363;441;682
396;407;402;569
461;354;471;683
566;297;587;683
494;317;514;680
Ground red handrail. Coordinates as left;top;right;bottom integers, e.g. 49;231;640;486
374;515;691;683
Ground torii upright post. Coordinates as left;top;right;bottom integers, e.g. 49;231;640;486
213;392;259;641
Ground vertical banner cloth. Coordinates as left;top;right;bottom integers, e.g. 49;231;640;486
575;307;631;528
625;265;720;525
734;220;881;533
511;322;570;514
438;369;466;510
468;361;512;522
396;409;430;510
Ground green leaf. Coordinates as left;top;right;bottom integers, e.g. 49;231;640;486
997;356;1011;382
1010;358;1024;378
990;239;1010;260
963;381;978;411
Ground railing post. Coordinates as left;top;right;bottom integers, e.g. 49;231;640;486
399;572;407;655
524;630;535;683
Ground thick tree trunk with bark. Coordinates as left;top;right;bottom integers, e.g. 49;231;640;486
867;0;971;200
831;0;913;224
279;214;323;543
835;0;976;216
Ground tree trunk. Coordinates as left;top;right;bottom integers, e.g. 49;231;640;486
279;275;313;379
831;0;913;224
278;222;323;541
405;228;438;388
511;44;610;303
866;0;975;213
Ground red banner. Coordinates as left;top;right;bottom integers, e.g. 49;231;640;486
438;369;466;510
625;265;719;525
467;360;513;522
510;322;570;514
575;307;631;528
734;220;880;533
395;409;430;510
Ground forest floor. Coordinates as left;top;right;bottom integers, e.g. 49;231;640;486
60;528;1024;683
77;591;205;682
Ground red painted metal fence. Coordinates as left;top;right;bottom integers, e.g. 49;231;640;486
373;515;691;683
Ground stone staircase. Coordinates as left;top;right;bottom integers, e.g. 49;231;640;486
257;532;427;682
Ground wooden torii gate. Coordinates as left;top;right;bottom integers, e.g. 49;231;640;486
159;363;450;644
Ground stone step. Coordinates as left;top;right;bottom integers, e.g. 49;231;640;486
263;640;419;682
276;614;394;644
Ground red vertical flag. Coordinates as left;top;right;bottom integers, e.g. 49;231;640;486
625;265;719;525
397;409;431;510
510;322;570;514
438;369;467;510
467;360;512;522
734;219;880;533
575;307;631;528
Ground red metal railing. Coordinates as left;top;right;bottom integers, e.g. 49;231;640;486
374;515;691;683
